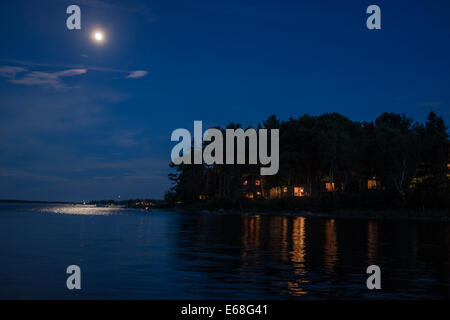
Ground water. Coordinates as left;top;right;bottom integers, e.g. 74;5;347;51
0;203;449;299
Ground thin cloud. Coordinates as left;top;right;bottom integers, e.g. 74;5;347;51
56;69;87;77
0;59;149;78
4;68;87;88
126;70;148;79
0;66;27;79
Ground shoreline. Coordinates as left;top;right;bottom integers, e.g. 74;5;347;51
157;207;450;221
3;200;449;221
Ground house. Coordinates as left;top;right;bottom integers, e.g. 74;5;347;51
367;176;380;190
367;179;378;190
241;174;263;199
268;185;308;199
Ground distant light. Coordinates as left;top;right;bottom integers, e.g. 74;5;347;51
95;32;103;41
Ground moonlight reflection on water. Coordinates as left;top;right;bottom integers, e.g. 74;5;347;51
37;205;128;216
0;203;449;299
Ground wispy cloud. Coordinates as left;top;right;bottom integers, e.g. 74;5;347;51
0;66;27;79
0;59;150;82
0;66;87;88
126;70;148;79
0;58;127;73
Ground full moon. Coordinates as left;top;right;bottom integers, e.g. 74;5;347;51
91;30;105;43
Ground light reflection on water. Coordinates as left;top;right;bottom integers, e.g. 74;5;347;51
0;203;449;299
367;221;378;265
174;213;450;299
36;205;133;216
288;217;308;296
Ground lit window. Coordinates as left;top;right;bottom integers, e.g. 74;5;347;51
255;179;261;186
368;180;377;190
325;182;335;192
283;187;288;193
294;187;304;197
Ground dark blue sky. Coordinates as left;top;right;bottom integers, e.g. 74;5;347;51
0;0;449;201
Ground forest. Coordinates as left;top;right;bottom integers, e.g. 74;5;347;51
166;111;449;213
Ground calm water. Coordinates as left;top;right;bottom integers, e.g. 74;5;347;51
0;203;449;299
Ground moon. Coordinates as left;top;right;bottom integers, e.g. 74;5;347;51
91;30;105;44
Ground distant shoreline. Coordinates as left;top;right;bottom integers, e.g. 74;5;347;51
0;199;74;204
2;200;448;221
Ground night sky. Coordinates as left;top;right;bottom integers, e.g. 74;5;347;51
0;0;449;201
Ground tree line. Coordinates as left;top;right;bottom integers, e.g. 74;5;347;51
166;111;449;212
